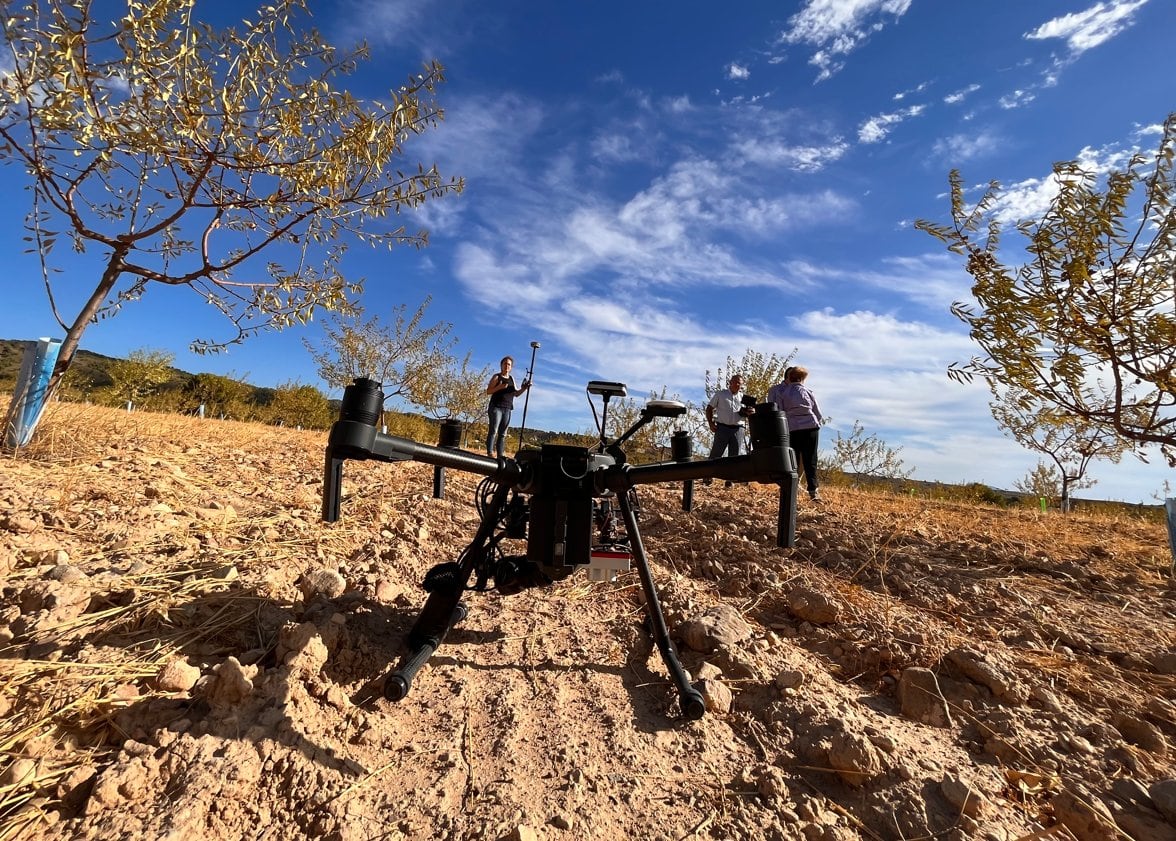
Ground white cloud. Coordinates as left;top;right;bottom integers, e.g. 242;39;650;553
727;63;751;80
1025;0;1151;55
893;81;931;101
943;84;981;105
857;104;926;143
731;138;850;172
417;92;545;183
986;142;1140;225
784;254;974;312
998;89;1036;110
780;0;915;82
932;131;1000;162
591;133;644;163
1134;122;1166;137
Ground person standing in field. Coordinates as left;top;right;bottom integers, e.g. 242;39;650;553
485;355;531;458
706;374;755;459
772;366;824;501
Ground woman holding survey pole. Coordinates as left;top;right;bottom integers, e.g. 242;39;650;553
485;355;531;458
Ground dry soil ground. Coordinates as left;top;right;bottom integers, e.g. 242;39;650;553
2;403;1175;841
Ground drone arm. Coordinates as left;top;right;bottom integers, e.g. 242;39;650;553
612;446;798;548
322;417;520;522
610;415;653;452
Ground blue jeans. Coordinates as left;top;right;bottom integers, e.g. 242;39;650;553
487;406;511;457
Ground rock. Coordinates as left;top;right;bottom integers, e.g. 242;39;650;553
1051;786;1119;841
374;579;399;603
1;757;37;787
787;586;839;624
827;728;882;787
755;765;791;800
4;514;40;533
299;567;346;601
203;657;257;707
941;772;988;818
278;622;330;675
45;561;82;580
1111;778;1156;811
945;648;1027;704
1147;697;1176;726
506;826;539;841
698;678;732;714
1114;808;1176;841
1150;779;1176;824
1029;684;1065;713
1113;712;1168;755
156;659;201;693
694;661;723;681
677;604;751;653
1152;651;1176;675
19;580;91;622
897;668;952;728
56;765;97;818
776;669;806;690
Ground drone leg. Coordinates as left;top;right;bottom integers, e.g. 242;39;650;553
385;596;467;700
384;483;512;701
617;491;706;720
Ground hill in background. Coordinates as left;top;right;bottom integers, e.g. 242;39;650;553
1;338;1162;516
0;338;275;405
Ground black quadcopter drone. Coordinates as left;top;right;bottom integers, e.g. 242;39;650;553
322;377;798;719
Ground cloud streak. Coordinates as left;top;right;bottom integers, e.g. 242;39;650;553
779;0;914;82
1025;0;1152;55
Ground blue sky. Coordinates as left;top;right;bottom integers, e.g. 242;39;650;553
3;0;1174;502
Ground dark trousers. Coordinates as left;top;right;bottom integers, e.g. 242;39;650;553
789;427;820;496
708;424;744;458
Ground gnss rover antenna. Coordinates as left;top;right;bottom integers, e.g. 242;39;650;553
516;341;540;449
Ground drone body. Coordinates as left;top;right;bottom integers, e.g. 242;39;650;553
323;377;798;719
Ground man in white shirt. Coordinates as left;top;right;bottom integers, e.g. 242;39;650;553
705;374;755;459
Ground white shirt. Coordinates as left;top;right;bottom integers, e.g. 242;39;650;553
708;389;745;426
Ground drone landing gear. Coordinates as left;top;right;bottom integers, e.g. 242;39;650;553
382;483;510;701
380;484;706;720
618;490;705;720
384;594;467;701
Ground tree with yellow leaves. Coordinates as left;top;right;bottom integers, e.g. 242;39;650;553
917;114;1174;466
0;0;462;405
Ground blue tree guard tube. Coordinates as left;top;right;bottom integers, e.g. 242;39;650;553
5;338;63;448
1165;499;1176;574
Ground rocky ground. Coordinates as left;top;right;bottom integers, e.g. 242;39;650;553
1;402;1175;841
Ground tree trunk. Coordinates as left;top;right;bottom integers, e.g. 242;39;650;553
44;252;128;402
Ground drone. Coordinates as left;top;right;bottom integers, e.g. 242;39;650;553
322;377;799;719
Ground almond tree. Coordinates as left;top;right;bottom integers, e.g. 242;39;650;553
990;384;1130;512
916;113;1175;466
705;347;797;406
0;0;463;407
422;352;493;421
105;346;175;408
303;297;456;405
268;380;333;430
822;420;913;480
